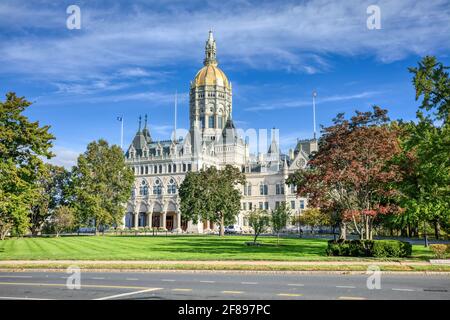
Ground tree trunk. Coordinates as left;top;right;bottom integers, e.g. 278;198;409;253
434;220;440;240
339;221;347;240
219;213;224;236
277;233;279;246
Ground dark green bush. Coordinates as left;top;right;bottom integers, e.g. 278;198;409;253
326;239;411;258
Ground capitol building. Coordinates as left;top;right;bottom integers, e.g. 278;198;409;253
123;31;317;233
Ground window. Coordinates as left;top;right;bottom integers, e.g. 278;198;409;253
153;179;162;195
290;184;296;194
260;183;268;195
145;166;148;174
244;184;252;196
259;202;263;209
300;200;305;210
183;163;186;172
208;116;215;128
264;202;269;210
248;202;253;210
276;184;285;195
200;116;205;128
275;201;280;209
173;164;177;173
188;164;192;171
291;201;296;209
168;165;172;173
140;166;144;175
217;116;223;129
159;165;162;174
139;180;148;196
167;178;177;194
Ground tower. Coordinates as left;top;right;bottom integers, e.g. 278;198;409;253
189;31;233;143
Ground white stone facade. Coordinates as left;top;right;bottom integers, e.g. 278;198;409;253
123;32;317;233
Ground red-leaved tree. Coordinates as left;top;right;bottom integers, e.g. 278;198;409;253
288;106;403;240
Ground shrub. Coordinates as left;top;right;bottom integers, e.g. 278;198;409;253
429;244;448;259
326;239;411;258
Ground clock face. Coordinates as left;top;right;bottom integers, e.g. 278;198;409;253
296;158;306;168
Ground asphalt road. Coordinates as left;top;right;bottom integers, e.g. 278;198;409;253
0;270;448;300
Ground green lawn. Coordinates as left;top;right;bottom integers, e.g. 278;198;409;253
0;235;433;261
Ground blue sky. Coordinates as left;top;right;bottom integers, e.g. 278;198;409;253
1;0;449;167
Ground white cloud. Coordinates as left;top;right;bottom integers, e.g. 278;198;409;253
244;91;382;111
47;146;81;169
0;0;448;83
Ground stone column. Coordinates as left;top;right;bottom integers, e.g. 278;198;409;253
121;214;126;230
162;212;167;230
147;212;153;228
175;210;182;232
133;211;139;229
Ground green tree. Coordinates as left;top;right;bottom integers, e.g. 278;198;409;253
248;209;270;244
395;56;450;243
71;139;134;234
270;202;291;245
295;208;331;234
179;165;245;236
29;164;71;236
0;92;54;240
52;205;75;237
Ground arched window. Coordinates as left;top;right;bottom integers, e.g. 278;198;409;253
159;165;162;174
168;165;172;173
167;178;177;194
139;180;148;196
153;179;162;195
173;164;177;173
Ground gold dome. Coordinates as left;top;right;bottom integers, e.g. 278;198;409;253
193;64;230;89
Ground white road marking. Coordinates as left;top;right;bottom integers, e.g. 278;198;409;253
95;288;162;300
91;277;105;280
336;285;356;289
161;279;176;282
0;296;53;300
0;276;33;279
287;283;304;287
241;282;258;285
338;296;366;300
125;278;139;281
199;280;215;283
392;288;415;292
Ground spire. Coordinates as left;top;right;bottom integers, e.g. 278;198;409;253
138;115;142;132
142;114;152;143
203;30;218;66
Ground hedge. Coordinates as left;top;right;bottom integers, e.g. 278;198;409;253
326;239;412;258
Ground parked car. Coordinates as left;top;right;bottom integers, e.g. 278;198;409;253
224;225;242;234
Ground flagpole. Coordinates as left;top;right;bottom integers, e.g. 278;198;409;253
174;90;177;143
312;91;317;139
120;116;124;150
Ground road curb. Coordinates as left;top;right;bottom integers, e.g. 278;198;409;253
1;268;450;275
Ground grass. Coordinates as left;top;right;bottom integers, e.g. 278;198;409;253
0;235;435;261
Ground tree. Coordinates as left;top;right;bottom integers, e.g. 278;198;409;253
271;202;291;245
71;139;134;234
52;206;75;237
395;56;450;243
179;165;245;236
295;208;330;234
29;164;71;236
0;92;54;240
288;106;403;240
248;209;270;244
